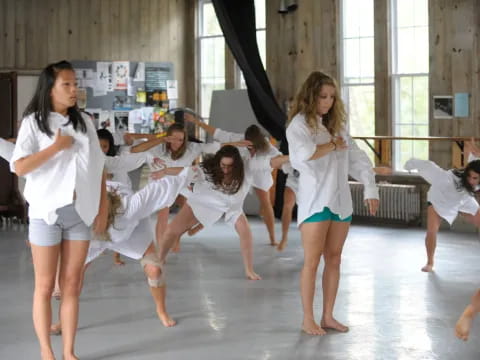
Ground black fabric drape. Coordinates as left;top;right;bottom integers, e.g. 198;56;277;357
211;0;287;144
212;0;290;217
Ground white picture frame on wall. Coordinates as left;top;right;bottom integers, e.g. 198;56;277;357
433;96;453;119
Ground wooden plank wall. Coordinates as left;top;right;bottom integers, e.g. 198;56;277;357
266;0;339;114
429;0;480;167
0;0;196;107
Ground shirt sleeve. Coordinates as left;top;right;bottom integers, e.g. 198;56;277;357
286;119;317;162
105;152;151;173
213;128;244;143
404;158;449;185
10;116;39;173
468;153;480;163
346;135;379;200
0;138;15;163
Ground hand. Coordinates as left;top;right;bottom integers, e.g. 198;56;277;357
163;135;176;144
123;133;134;145
151;157;166;169
92;211;108;235
53;129;74;151
184;113;198;124
332;136;347;151
365;198;379;216
151;168;167;180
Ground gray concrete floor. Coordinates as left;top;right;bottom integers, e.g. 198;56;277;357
1;219;480;359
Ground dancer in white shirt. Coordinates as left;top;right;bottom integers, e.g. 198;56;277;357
404;158;480;272
155;145;289;281
286;71;379;335
130;123;221;252
10;61;108;360
185;114;282;246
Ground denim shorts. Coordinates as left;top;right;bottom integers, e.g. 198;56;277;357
304;207;352;223
29;204;91;246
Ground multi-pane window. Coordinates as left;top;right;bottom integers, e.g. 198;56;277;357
340;0;375;162
198;0;225;121
238;0;266;89
391;0;429;170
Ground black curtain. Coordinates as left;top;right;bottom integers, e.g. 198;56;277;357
211;0;287;144
212;0;291;217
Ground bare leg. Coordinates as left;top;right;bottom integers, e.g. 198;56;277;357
456;289;480;341
321;221;350;333
31;243;61;360
50;261;91;336
170;195;187;252
59;240;90;360
254;187;277;245
52;257;61;300
277;187;296;251
234;214;261;280
156;207;170;250
422;206;442;272
158;204;198;263
142;243;176;327
112;251;125;265
299;221;330;335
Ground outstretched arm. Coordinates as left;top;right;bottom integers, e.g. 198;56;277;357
184;113;217;136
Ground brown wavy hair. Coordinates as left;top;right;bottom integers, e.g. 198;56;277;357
201;145;244;194
288;71;346;136
244;124;269;154
95;190;124;242
166;123;188;160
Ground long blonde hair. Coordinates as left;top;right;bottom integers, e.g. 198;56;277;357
288;71;346;136
95;190;124;242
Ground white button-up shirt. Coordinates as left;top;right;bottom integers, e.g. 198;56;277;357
405;158;479;224
149;141;221;168
286;113;379;225
10;112;105;225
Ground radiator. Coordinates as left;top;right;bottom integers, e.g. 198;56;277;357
349;182;421;224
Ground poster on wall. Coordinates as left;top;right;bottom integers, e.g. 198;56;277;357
433;96;453;119
95;62;111;95
112;61;129;90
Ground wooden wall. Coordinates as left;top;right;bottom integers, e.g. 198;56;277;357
266;0;339;111
429;0;480;167
0;0;196;107
266;0;480;168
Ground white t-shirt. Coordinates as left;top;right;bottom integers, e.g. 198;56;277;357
286;113;379;225
10;112;105;225
404;158;479;224
104;151;153;189
0;138;14;162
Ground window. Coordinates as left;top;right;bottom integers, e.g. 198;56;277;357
238;0;266;89
391;0;429;170
340;0;375;162
198;0;225;122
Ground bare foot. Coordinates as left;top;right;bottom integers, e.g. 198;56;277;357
302;319;326;336
321;317;349;333
157;309;177;327
456;305;475;341
52;289;61;300
50;322;61;336
187;223;204;236
421;264;434;272
40;347;55;360
113;254;125;266
245;270;262;280
62;354;79;360
269;239;278;246
277;239;287;251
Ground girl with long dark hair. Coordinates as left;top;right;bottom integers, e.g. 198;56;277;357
10;60;108;360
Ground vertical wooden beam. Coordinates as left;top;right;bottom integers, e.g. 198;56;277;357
225;46;236;89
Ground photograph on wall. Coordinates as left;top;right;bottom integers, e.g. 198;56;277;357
433;96;453;119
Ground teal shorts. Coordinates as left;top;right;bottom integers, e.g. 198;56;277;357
304;207;352;223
